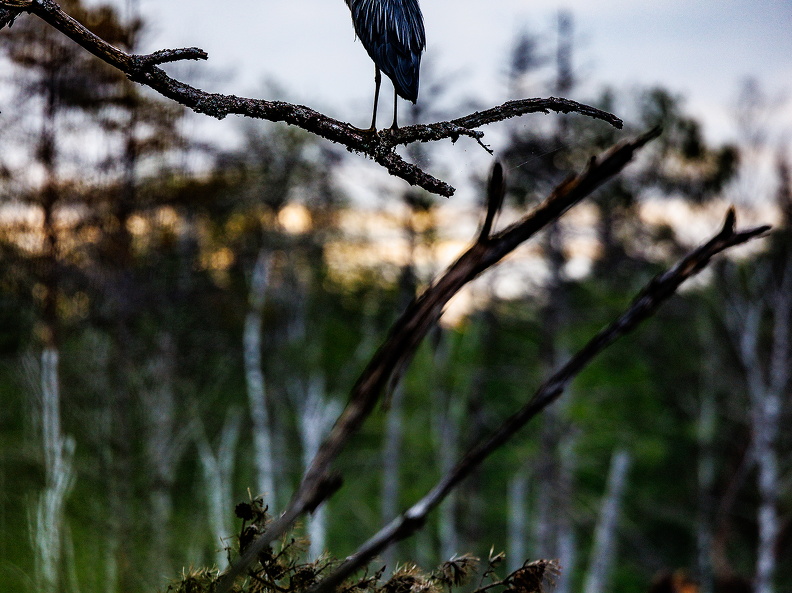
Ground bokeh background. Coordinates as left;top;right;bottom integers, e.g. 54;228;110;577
1;1;791;593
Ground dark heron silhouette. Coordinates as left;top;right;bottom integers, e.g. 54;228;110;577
345;0;426;130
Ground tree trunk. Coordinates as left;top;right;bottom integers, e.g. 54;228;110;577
141;333;182;583
244;249;278;508
583;449;631;593
726;259;791;593
295;375;341;560
28;348;76;593
197;409;243;568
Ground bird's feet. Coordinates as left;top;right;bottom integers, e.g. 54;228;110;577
350;124;379;135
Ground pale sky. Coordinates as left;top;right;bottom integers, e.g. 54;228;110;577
124;0;792;143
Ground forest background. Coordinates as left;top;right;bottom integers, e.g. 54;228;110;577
0;2;790;593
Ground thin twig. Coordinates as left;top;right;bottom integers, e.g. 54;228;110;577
306;209;770;593
215;128;660;592
3;0;622;197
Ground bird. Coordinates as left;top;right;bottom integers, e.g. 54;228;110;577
345;0;426;131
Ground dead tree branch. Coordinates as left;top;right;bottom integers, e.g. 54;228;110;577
307;208;770;593
215;128;664;591
1;0;622;197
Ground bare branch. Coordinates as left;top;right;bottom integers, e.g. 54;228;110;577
307;209;770;593
383;97;623;148
215;128;660;592
134;47;208;68
452;97;623;129
2;0;623;197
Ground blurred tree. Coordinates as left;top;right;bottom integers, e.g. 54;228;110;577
709;92;792;591
0;2;139;590
491;13;742;593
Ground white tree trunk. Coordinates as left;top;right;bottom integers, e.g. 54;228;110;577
244;249;278;508
531;404;579;586
725;261;791;593
197;408;243;568
582;449;631;593
753;262;792;593
295;375;341;560
27;348;76;593
141;334;183;581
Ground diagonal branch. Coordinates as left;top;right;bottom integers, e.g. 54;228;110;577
215;128;660;592
2;0;622;197
307;209;770;593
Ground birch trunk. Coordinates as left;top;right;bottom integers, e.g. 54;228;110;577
295;375;341;560
726;260;791;593
141;334;183;581
28;348;76;593
582;449;631;593
197;409;243;568
244;249;278;508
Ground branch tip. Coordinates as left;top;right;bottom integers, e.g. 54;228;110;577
721;206;737;235
480;161;505;241
136;47;208;69
637;125;663;147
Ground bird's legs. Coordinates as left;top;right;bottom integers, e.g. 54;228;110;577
390;88;399;130
367;67;382;131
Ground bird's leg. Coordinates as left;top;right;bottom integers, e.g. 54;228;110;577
389;88;400;130
368;67;382;131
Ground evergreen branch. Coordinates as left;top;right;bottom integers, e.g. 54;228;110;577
2;0;622;197
307;209;770;593
215;129;659;592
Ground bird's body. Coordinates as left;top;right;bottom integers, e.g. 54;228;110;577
345;0;426;129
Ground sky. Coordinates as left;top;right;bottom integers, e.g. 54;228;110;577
123;0;792;144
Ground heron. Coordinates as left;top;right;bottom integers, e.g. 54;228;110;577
345;0;426;131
